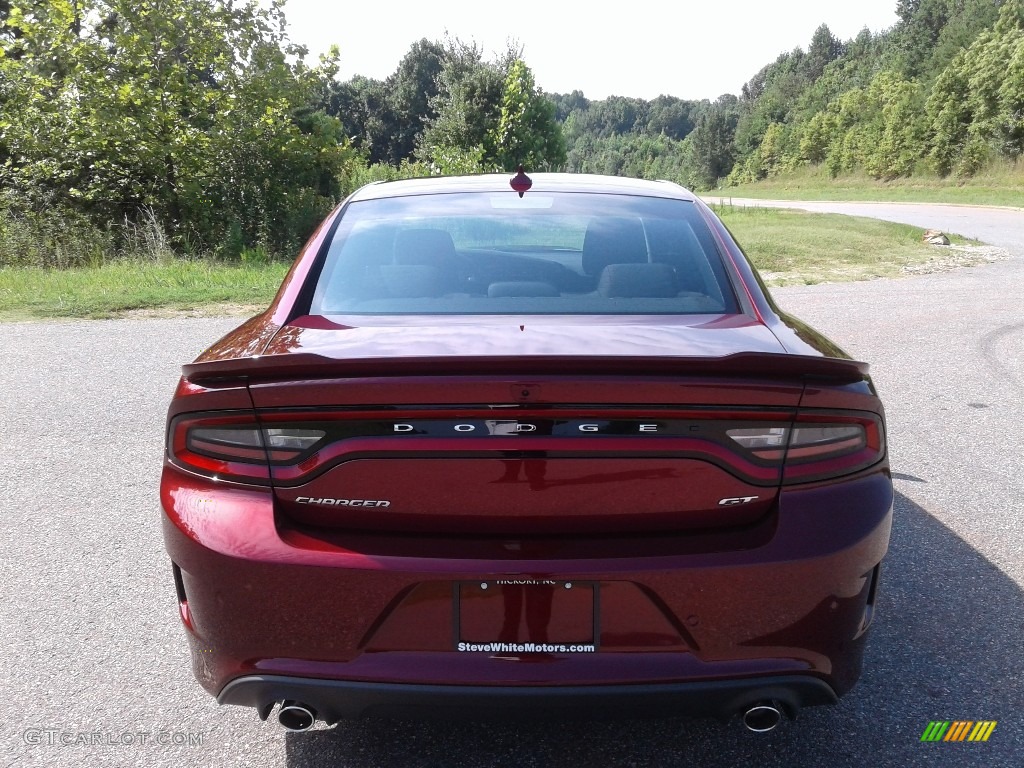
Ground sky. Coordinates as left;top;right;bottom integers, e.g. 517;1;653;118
281;0;900;101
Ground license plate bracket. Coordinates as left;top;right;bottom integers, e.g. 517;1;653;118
455;580;598;650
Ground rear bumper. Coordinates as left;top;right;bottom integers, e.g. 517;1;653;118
219;674;838;723
162;464;892;718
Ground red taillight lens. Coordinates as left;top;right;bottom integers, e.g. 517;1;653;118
188;426;265;462
168;413;325;482
170;414;270;482
783;415;883;484
786;425;865;460
727;414;884;484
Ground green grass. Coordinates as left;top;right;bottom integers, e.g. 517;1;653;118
714;205;980;286
712;162;1024;208
0;259;289;321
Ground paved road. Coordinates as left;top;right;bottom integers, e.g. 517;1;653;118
701;196;1024;252
3;203;1024;767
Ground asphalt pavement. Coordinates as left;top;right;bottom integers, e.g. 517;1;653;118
701;196;1024;252
2;201;1023;767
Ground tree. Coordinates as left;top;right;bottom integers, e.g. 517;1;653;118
0;0;354;255
416;38;512;167
647;95;697;140
384;39;446;164
928;51;973;174
550;89;590;121
863;72;927;179
806;24;844;82
489;59;566;171
927;0;1024;174
319;75;395;164
897;0;922;24
799;112;835;164
757;122;788;176
688;103;738;188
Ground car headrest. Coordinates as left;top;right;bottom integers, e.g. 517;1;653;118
644;218;708;294
597;263;678;298
582;217;649;276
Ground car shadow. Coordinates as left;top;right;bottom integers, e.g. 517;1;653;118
283;491;1023;767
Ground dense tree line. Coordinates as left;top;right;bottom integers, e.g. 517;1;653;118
724;0;1024;185
552;0;1024;188
3;0;1021;266
318;0;1024;194
320;38;565;175
0;6;565;261
554;93;729;189
1;0;354;259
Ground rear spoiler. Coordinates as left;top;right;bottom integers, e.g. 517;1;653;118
183;352;869;384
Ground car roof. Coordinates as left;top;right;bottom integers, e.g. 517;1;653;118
347;172;698;203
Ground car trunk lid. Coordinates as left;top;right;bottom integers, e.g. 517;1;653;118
183;317;868;535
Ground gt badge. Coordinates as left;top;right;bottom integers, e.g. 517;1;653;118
718;496;760;506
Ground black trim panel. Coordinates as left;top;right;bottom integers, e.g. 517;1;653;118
218;674;838;723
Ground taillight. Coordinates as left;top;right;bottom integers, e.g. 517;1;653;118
167;409;883;486
168;413;326;482
188;426;265;462
725;427;788;459
783;413;884;484
787;425;865;460
726;413;884;484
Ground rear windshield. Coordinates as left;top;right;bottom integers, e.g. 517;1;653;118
309;191;738;315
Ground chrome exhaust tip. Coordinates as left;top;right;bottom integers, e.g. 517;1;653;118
742;703;782;733
277;701;316;732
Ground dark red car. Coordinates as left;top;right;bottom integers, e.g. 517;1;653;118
161;172;892;733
